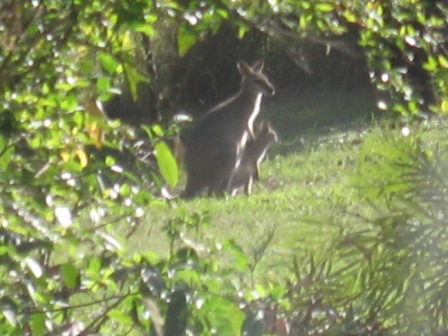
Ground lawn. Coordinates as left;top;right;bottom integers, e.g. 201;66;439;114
127;87;383;280
79;87;448;334
124;84;443;286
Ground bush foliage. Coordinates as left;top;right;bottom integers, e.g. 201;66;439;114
1;0;448;335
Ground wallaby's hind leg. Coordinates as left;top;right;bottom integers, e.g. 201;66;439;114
208;176;230;197
182;173;208;199
207;152;237;197
243;177;253;195
184;170;227;199
183;162;228;199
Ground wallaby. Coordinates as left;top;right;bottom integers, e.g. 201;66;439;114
228;120;278;196
181;61;275;198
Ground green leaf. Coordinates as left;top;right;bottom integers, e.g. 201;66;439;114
96;77;111;92
29;313;46;336
238;25;248;39
0;137;13;172
120;183;131;196
216;9;228;19
154;141;178;187
107;309;133;325
123;64;146;101
177;26;197;57
98;52;120;75
269;284;286;300
423;56;437;71
88;257;102;275
299;14;312;29
315;2;334;12
151;124;164;137
134;23;156;36
175;268;200;285
201;295;243;334
105;156;116;166
61;263;80;289
222;240;248;270
438;55;448;69
343;10;357;23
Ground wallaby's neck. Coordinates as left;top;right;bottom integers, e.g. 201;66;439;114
239;77;263;97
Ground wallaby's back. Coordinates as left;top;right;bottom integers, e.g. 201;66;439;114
182;61;275;198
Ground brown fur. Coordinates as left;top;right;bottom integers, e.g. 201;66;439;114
228;120;278;196
182;61;275;198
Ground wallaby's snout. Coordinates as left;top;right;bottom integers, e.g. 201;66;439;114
255;74;275;96
262;81;275;96
261;78;275;96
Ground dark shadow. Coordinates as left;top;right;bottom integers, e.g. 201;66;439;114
261;84;380;156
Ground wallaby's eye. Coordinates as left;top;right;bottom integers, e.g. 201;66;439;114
254;77;274;92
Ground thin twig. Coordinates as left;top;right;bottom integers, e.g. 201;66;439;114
77;294;131;336
88;213;132;232
23;292;139;315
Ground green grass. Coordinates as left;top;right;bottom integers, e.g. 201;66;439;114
126;88;382;279
124;86;448;287
114;89;448;335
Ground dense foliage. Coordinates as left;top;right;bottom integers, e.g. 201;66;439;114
1;0;448;335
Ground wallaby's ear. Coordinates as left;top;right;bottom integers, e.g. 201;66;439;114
237;61;253;76
251;60;264;72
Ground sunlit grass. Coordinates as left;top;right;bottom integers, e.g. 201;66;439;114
124;90;447;285
127;108;376;280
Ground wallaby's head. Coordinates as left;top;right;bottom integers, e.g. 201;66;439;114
256;120;279;144
237;61;275;96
